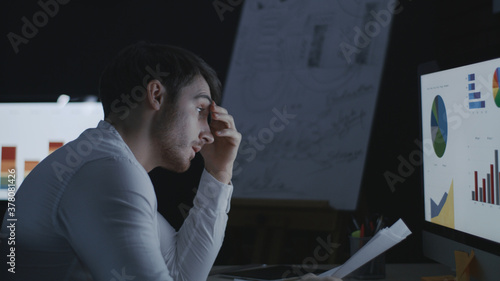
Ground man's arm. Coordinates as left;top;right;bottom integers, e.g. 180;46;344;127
162;169;233;280
56;158;173;281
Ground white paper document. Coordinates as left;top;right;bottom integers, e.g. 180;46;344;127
318;219;412;278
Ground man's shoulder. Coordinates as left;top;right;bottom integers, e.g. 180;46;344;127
62;155;155;207
68;124;133;160
80;155;146;177
45;125;137;183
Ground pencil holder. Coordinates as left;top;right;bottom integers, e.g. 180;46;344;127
349;236;386;279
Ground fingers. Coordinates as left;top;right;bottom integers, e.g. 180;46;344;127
211;111;235;129
211;101;228;114
201;102;241;184
210;102;239;139
215;129;242;145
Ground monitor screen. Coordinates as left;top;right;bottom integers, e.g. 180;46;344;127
421;58;500;243
0;102;103;200
419;57;500;279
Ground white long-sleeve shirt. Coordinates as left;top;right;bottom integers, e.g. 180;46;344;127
0;120;233;281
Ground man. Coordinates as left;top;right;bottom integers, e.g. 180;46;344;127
0;42;240;280
0;42;340;281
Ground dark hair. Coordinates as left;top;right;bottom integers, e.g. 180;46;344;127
99;41;221;118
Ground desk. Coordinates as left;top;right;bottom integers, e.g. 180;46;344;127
208;263;454;281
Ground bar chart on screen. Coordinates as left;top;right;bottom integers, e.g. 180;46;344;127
454;137;500;244
466;136;500;207
470;149;500;205
0;142;64;189
468;71;487;110
0;102;103;200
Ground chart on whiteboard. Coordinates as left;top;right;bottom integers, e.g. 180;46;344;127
222;0;394;209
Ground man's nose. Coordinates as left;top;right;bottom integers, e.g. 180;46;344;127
200;125;214;144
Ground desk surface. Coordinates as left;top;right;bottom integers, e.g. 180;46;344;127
208;263;454;281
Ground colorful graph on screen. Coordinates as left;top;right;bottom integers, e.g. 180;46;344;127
49;142;63;155
421;58;500;245
24;161;39;178
494;68;500;107
0;142;65;189
471;149;500;205
431;95;447;158
430;180;455;229
0;147;16;190
0;102;103;200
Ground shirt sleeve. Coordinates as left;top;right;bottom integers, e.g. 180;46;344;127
160;169;233;281
56;157;173;281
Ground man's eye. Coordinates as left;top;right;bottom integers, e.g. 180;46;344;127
197;107;211;124
197;107;208;115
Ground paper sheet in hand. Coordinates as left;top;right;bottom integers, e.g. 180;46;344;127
319;219;412;278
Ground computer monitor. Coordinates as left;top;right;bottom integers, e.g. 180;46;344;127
0;102;103;200
419;55;500;280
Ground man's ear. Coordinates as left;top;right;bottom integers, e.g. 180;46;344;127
146;79;165;111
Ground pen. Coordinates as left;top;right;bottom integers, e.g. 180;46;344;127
365;217;371;236
374;215;384;234
352;215;360;230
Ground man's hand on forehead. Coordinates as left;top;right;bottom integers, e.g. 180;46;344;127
201;101;241;184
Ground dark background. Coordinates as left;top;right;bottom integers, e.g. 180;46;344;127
2;0;500;265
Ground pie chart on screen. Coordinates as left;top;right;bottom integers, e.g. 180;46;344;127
431;95;447;158
493;68;500;107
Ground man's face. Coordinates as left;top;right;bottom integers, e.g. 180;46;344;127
153;75;214;172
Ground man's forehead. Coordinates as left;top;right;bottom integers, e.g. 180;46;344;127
183;76;212;100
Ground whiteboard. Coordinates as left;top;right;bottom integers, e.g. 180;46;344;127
222;0;395;210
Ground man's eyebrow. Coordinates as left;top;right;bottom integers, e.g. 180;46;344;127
194;93;213;104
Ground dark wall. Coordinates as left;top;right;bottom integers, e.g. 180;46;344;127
0;0;241;101
2;0;500;264
360;0;437;263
